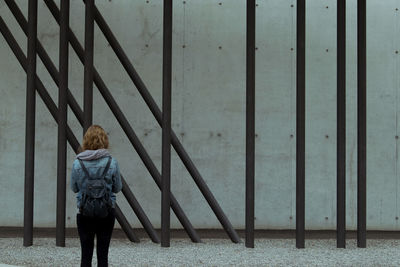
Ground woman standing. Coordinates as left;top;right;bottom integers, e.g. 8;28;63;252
71;125;122;267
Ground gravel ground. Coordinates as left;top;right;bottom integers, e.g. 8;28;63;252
1;238;400;266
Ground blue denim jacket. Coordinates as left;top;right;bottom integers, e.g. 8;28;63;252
71;155;122;210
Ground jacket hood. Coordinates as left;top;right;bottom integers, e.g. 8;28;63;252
76;149;111;160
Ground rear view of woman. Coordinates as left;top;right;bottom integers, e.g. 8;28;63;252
71;125;122;267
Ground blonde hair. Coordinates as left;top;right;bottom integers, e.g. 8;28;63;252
82;125;109;151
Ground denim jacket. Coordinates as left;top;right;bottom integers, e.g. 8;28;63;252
71;152;122;210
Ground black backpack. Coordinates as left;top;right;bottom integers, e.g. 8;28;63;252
78;157;112;218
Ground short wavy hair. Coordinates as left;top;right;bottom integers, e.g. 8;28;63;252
82;125;109;151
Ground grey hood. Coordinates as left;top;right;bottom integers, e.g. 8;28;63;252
76;149;111;160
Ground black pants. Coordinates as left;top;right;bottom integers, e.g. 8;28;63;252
77;209;115;267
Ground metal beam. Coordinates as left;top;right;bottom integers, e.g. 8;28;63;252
337;0;346;249
357;0;367;248
56;0;69;247
161;0;173;248
245;0;256;249
23;0;38;247
83;0;94;133
296;0;306;249
115;206;140;243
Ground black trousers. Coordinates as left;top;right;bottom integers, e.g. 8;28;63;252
77;209;115;267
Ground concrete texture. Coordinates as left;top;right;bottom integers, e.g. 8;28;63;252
0;0;399;230
2;238;400;266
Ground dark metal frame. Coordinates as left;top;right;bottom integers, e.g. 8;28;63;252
2;0;240;246
56;0;69;248
83;0;94;133
337;0;346;249
296;0;306;249
357;0;367;248
23;0;38;247
0;0;369;249
161;0;173;247
245;0;256;249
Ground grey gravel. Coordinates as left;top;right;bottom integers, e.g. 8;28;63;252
1;238;400;266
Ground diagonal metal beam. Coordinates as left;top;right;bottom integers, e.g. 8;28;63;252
3;0;160;244
43;0;201;243
0;16;140;243
90;1;240;244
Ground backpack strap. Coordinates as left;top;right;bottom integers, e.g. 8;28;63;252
78;159;91;179
101;157;112;179
78;156;112;180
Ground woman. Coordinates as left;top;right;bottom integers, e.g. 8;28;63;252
71;125;122;267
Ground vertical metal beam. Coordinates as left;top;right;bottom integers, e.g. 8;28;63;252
296;0;306;249
56;0;69;247
357;0;367;248
23;0;38;247
83;0;94;133
337;0;346;249
245;0;256;249
161;0;173;248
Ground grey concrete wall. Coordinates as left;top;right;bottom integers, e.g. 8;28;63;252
0;0;399;230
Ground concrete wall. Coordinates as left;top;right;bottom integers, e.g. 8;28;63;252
0;0;399;230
